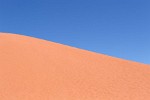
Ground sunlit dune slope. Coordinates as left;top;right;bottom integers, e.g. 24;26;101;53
0;32;150;100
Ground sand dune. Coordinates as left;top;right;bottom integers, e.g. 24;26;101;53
0;32;150;100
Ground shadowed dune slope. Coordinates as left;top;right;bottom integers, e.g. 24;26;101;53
0;33;150;100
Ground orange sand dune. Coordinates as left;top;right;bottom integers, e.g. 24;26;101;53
0;32;150;100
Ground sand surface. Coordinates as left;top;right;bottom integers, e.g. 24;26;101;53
0;32;150;100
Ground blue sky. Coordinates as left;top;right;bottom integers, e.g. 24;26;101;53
0;0;150;64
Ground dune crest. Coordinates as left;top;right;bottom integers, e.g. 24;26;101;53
0;32;150;100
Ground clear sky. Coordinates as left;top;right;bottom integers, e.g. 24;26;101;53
0;0;150;64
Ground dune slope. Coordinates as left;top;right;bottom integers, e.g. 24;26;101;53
0;33;150;100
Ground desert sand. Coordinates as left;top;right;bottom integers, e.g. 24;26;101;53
0;32;150;100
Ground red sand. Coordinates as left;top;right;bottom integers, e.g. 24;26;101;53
0;32;150;100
